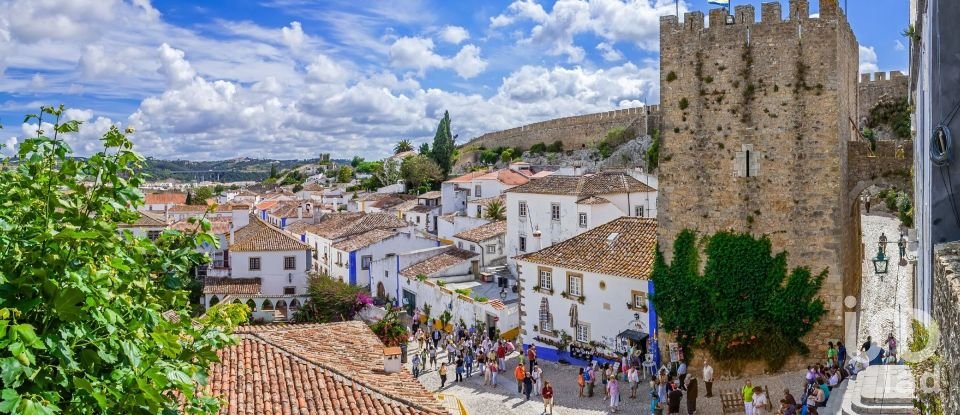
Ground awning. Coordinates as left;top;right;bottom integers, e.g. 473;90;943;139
616;329;649;343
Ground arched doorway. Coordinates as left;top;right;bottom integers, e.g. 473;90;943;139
276;300;288;318
376;282;386;299
209;295;220;307
290;299;301;312
246;299;257;312
261;299;274;311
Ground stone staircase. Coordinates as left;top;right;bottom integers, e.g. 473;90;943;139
839;365;915;414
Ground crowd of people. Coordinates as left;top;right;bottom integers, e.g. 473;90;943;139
407;321;900;415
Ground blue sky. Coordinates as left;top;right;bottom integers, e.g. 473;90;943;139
0;0;908;160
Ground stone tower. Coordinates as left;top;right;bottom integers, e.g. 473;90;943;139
657;0;860;351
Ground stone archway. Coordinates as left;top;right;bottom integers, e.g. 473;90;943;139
246;299;257;312
376;282;386;299
261;299;274;311
209;295;219;307
276;300;288;318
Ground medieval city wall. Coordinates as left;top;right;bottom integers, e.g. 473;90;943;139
656;0;859;366
462;106;661;152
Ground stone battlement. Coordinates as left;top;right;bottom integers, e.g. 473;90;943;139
859;71;907;83
660;0;842;32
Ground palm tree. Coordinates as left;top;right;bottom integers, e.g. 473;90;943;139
484;198;506;221
394;139;413;154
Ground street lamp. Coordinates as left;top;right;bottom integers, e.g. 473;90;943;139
500;287;507;301
634;312;640;322
872;246;889;274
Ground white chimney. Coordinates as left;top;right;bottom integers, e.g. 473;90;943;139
532;226;542;250
231;205;250;230
383;347;402;373
297;205;303;219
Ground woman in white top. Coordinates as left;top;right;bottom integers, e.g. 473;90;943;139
532;364;543;396
752;386;768;415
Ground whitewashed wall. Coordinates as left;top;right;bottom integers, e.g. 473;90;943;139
230;249;310;296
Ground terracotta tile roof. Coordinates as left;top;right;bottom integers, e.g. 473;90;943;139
144;192;187;205
284;220;312;235
203;277;262;295
307;213;409;240
255;200;279;210
576;196;611;205
332;229;399;252
119;211;167;228
230;217;309;252
417;191;442;199
487;299;507;310
530;171;555;178
515;217;657;279
169;217;232;234
454;221;506;243
476;169;530;186
393;199;419;212
166;204;208;212
468;195;505;206
400;248;478;277
445;170;489;184
210;321;445;415
301;183;324;192
504;172;655;196
269;201;315;218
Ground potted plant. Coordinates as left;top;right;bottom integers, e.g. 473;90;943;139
439;310;453;333
556;330;573;365
369;307;410;362
577;295;586;304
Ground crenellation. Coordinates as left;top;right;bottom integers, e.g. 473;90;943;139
875;71;886;81
760;2;782;23
820;0;840;17
789;0;809;20
708;8;727;28
861;73;871;82
735;5;756;24
684;11;705;32
660;14;679;31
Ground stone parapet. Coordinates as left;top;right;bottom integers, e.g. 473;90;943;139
933;241;960;414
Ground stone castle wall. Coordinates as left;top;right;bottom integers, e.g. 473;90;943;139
462;106;661;152
858;71;909;122
656;0;859;367
933;242;960;415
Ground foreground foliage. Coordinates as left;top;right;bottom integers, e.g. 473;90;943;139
651;230;827;370
0;106;237;414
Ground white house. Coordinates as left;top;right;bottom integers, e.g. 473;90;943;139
437;213;491;242
328;229;438;288
504;172;657;273
403;191;441;233
466;195;504;219
118;211;168;240
440;167;533;216
142;192;187;212
440;170;487;215
288;212;413;282
452;221;507;268
515;217;659;365
202;216;312;321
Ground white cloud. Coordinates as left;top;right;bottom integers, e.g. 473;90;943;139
491;0;684;61
439;25;470;44
306;54;350;84
29;73;45;88
451;45;488;79
894;39;905;51
281;21;305;50
596;42;623;61
389;37;488;79
158;43;197;88
859;45;879;74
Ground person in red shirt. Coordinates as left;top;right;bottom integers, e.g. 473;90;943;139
497;342;507;372
541;381;555;414
527;345;538;371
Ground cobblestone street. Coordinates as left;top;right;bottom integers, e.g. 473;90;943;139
405;340;809;415
857;212;914;353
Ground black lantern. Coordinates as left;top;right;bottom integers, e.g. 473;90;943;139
500;287;507;300
634;312;640;321
872;248;889;274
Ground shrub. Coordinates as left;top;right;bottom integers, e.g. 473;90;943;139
295;273;368;322
666;71;677;82
546;140;564;153
530;142;547;155
679;97;689;110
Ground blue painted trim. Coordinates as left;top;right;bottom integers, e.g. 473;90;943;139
348;251;357;286
648;280;658;337
281;217;287;229
522;344;618;367
261;210;266;220
300;234;306;242
395;254;401;302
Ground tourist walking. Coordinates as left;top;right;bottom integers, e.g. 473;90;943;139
483;360;492;385
586;364;596;397
607;376;621;413
464;351;473;377
455;356;464;382
489;360;499;387
577;367;586;397
446;342;456;364
704;360;714;397
742;380;755;415
497;342;507;372
686;376;698;415
886;334;897;358
677;361;688;390
837;341;847;369
411;354;421;378
532;363;543;396
628;366;640;399
514;363;526;394
429;346;437;370
438;363;448;389
542;381;555;415
527;345;537;371
752;386;768;415
650;389;662;415
826;342;837;368
667;383;683;415
432;329;441;349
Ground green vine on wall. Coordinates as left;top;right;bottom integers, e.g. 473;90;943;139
651;230;828;370
866;97;913;140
